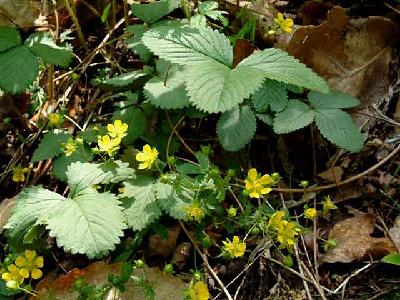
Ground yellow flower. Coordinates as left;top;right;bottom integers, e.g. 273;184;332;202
15;250;44;280
185;202;205;222
276;220;301;249
48;113;62;126
189;281;210;300
274;13;294;33
136;144;159;170
269;210;285;230
1;264;24;289
97;135;121;156
12;165;29;182
63;138;77;157
304;208;317;220
222;236;246;258
322;196;337;214
244;168;273;198
107;119;128;139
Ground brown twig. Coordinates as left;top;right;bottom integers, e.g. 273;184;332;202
166;112;197;157
179;221;233;300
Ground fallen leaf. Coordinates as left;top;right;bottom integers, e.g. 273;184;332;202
0;0;49;27
33;262;187;300
147;225;181;258
282;6;396;125
320;212;394;263
0;197;16;234
318;166;343;183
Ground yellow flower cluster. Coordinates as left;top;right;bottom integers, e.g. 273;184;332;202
63;137;83;157
48;113;62;127
189;281;209;300
12;165;29;183
136;144;159;170
322;196;337;214
1;250;44;289
244;168;277;198
222;236;246;259
304;208;317;220
274;13;294;33
269;211;301;250
97;120;128;156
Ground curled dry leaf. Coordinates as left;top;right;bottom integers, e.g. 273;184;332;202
147;225;181;258
0;197;16;234
32;262;187;300
320;212;394;264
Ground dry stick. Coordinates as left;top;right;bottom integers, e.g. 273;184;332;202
300;260;327;300
65;0;88;51
179;221;234;300
333;263;372;295
228;188;245;213
166;112;197;157
377;214;400;253
294;245;313;300
272;143;400;197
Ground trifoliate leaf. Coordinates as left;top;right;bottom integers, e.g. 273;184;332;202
25;33;73;67
308;91;360;109
53;145;94;181
0;45;39;94
314;108;364;152
4;187;65;242
216;105;257;151
67;161;135;197
186;60;265;113
155;182;187;219
125;24;152;62
252;79;288;112
121;177;162;231
238;48;329;93
112;106;146;144
273;100;314;134
144;60;189;109
131;0;180;24
46;189;125;258
31;131;71;163
0;27;21;52
142;26;233;66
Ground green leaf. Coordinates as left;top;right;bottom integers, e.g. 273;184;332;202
314;108;364;152
0;27;21;52
46;189;125;258
112;106;146;144
93;70;151;91
125;24;152;62
31;131;71;163
0;45;39;94
199;1;219;13
217;105;256;151
131;0;180;24
155;182;187;219
144;60;189;109
121;177;162;231
382;253;400;266
308;91;360;109
273;100;314;134
4;187;65;242
25;33;73;67
238;48;329;93
52;146;94;181
142;26;233;66
256;113;273;126
67;161;135;197
186;60;265;113
252;79;288;112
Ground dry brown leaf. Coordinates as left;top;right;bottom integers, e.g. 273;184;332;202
0;197;16;233
318;166;344;183
147;225;181;258
320;213;394;264
33;262;187;300
0;0;50;27
281;6;396;126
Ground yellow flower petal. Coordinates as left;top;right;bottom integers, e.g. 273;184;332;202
25;250;36;261
19;268;29;279
31;269;43;280
2;273;12;281
247;168;258;181
15;256;27;267
34;256;44;268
